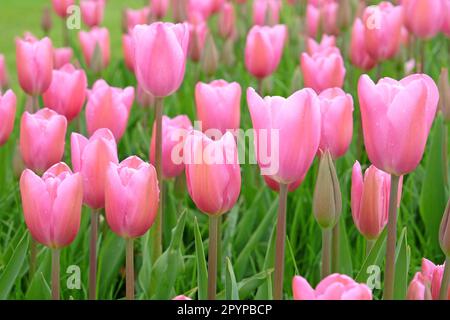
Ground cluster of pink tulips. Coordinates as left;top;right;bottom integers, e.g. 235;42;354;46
0;0;449;301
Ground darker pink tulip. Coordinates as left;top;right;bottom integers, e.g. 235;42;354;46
188;22;208;62
78;27;110;71
105;156;159;239
247;87;321;184
20;162;83;248
132;22;189;97
358;74;439;176
124;7;150;32
407;258;450;300
0;54;9;90
122;33;135;72
150;115;193;179
150;0;169;19
0;90;17;146
218;2;236;39
252;0;281;26
195;80;241;134
184;131;241;215
173;295;192;300
51;0;74;18
306;35;336;55
43;64;87;122
349;18;377;71
318;87;353;158
71;128;119;209
442;0;450;36
402;0;444;39
244;24;287;79
85;80;135;141
16;35;53;96
80;0;106;28
293;274;372;300
20;108;67;174
53;47;73;69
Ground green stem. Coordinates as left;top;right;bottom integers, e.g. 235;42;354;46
51;248;60;300
89;208;100;300
62;17;68;46
321;228;332;278
207;215;220;300
126;238;135;300
257;78;264;96
366;239;375;257
331;222;340;273
383;174;400;300
273;183;288;300
439;256;450;300
420;39;425;73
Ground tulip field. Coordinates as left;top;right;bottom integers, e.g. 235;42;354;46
0;0;449;302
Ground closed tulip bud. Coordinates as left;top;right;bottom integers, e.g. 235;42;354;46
43;64;87;122
222;38;236;66
301;48;346;93
201;34;219;76
337;0;352;29
124;7;150;33
439;199;450;256
51;0;74;18
358;74;439;176
188;0;213;21
150;115;193;179
402;0;444;39
16;35;53;96
253;0;281;26
20;108;67;174
438;68;450;122
79;27;110;72
0;54;8;91
218;2;236;39
80;0;106;28
150;0;169;19
53;47;73;69
188;22;208;62
20;162;83;248
244;25;287;79
0;90;17;146
195;80;241;134
41;6;53;34
306;3;320;38
247;87;321;184
105;156;159;239
349;18;377;71
293;274;372;300
86;80;134;141
184;131;241;215
132;22;189;98
306;35;336;55
442;0;450;36
122;33;135;72
172;0;188;22
71;128;119;209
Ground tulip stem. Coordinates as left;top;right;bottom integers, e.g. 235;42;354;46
321;228;332;278
331;222;340;273
208;215;220;300
273;183;288;300
51;248;60;300
439;256;450;300
62;17;68;46
366;239;375;257
383;174;400;300
420;39;426;73
89;208;100;300
126;238;135;300
257;78;264;96
152;97;164;263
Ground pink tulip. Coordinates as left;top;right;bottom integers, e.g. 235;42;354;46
407;258;450;300
71;128;119;209
172;295;192;300
16;35;53;96
150;115;193;179
0;90;17;146
184;131;241;215
105;156;159;239
80;0;106;28
247;87;321;184
132;22;189;97
122;33;135;72
306;1;339;37
218;2;236;39
362;2;403;61
321;1;339;35
51;0;74;18
78;27;110;71
43;64;87;122
53;47;73;69
318;87;353;158
442;0;450;36
358;74;439;176
20;108;67;174
20;162;83;248
210;0;225;13
402;0;444;39
306;4;320;37
124;7;150;32
86;80;135;141
188;22;208;62
244;24;287;79
188;0;213;21
150;0;169;19
306;35;336;55
0;54;9;90
263;176;302;193
292;274;372;300
349;18;377;71
137;83;155;108
301;48;346;93
195;80;241;134
252;0;281;26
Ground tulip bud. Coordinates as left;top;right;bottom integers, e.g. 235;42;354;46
0;54;9;91
290;67;303;94
201;33;219;77
438;68;450;122
172;0;187;23
189;22;208;63
78;27;110;73
439;199;450;256
0;90;17;146
53;47;73;69
337;0;352;30
313;149;342;229
221;38;235;66
41;6;53;35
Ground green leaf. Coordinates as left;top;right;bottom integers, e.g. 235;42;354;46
0;233;28;299
225;257;239;300
355;229;387;283
193;217;208;300
255;223;276;300
338;218;353;275
394;228;410;300
217;269;273;300
137;231;152;298
25;249;51;300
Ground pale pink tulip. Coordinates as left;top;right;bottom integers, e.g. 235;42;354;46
80;0;106;28
402;0;444;39
306;1;339;37
173;295;192;300
78;27;110;71
0;90;17;146
218;2;236;39
349;18;377;71
122;33;135;72
306;35;336;55
53;47;73;69
252;0;281;26
125;7;150;32
407;258;450;300
150;0;169;19
188;22;208;62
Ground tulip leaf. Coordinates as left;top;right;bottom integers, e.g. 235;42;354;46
25;249;51;300
394;228;410;300
255;223;276;300
137;231;153;298
0;233;28;299
355;229;387;284
338;218;353;275
225;257;239;300
193;217;208;300
217;269;273;300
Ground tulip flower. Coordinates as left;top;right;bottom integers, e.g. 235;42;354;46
293;274;372;300
306;35;336;55
124;7;150;32
78;27;110;73
0;90;16;147
407;258;450;300
51;0;74;18
43;64;88;122
80;0;106;28
349;18;377;71
105;156;159;300
301;48;346;93
439;199;450;299
53;47;73;69
20;108;67;174
358;73;439;299
218;2;236;39
172;0;188;22
252;0;281;26
188;0;213;21
150;115;192;179
362;2;403;61
438;68;450;122
306;1;339;37
16;35;53;100
122;33;135;72
20;162;83;300
184;130;241;300
85;80;134;141
0;54;8;91
201;34;219;77
150;0;169;19
173;295;192;300
442;0;450;37
41;6;53;35
402;0;444;39
247;87;321;299
195;80;241;134
188;22;208;62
